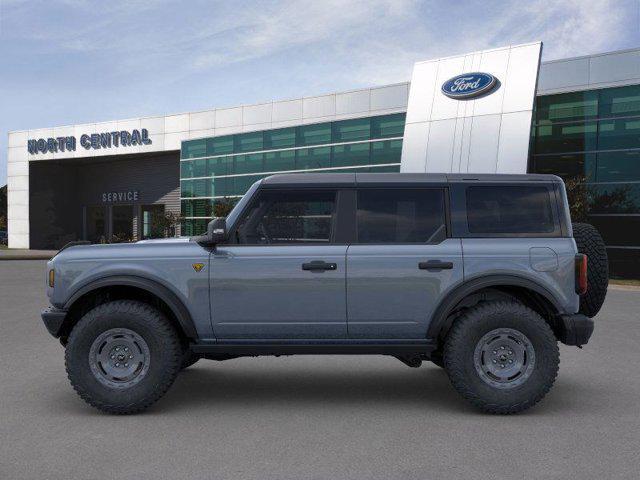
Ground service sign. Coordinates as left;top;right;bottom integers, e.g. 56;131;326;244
441;72;497;99
27;129;152;155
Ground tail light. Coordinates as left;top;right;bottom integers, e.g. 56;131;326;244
575;254;588;295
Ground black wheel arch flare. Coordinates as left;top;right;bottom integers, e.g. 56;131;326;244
426;274;565;340
62;275;198;339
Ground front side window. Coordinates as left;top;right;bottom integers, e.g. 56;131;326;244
235;190;336;245
356;189;446;243
466;186;555;234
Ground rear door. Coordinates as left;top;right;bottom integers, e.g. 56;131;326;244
346;187;463;338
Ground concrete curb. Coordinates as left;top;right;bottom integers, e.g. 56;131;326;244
0;255;55;261
608;283;640;292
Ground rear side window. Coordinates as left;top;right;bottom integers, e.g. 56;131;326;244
356;189;446;243
466;186;555;234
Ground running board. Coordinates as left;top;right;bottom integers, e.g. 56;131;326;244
191;339;437;356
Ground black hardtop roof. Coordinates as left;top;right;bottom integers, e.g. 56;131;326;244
260;172;562;188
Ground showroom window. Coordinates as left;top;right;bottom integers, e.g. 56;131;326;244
529;85;640;276
180;113;406;235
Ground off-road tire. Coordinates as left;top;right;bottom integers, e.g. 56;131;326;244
65;300;182;414
180;350;200;370
443;301;559;414
572;222;608;317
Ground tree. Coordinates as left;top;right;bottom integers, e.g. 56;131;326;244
213;197;238;218
563;175;635;222
148;210;182;239
563;176;590;222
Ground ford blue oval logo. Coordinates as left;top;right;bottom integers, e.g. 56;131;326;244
441;72;497;99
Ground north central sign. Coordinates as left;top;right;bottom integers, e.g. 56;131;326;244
27;128;152;155
441;72;497;99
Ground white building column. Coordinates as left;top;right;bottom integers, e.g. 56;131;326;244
400;42;542;174
7;132;30;249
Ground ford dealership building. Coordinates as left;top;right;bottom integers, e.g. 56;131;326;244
6;44;640;277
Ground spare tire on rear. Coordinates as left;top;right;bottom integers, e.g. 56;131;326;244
572;223;608;317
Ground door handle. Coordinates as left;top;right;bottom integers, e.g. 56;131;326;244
302;261;337;271
419;260;453;271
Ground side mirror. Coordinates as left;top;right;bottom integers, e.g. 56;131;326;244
192;217;227;246
207;217;227;244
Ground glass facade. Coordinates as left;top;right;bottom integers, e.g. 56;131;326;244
529;84;640;278
180;113;405;235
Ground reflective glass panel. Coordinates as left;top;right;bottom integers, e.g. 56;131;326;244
598;85;640;118
208;156;233;176
234;132;263;153
596;150;640;182
371;113;406;138
234;153;263;174
206;136;234;156
597;118;640;150
332;143;370;167
535;91;598;124
332;118;370;142
296;147;331;170
371;139;402;164
181;139;206;159
533;121;598;154
296;124;332;146
264;150;295;172
530;153;597;180
264;128;296;149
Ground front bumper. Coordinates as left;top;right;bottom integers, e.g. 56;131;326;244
41;307;68;338
558;313;594;347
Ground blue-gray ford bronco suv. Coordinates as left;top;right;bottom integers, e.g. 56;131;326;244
42;173;608;414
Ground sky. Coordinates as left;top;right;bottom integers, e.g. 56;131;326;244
1;0;639;186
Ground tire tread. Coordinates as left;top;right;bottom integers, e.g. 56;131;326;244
65;300;181;414
443;301;559;414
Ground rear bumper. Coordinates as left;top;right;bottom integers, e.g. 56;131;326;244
41;307;67;338
558;313;594;347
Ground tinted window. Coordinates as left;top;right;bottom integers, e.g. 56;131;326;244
357;189;446;243
235;190;336;244
466;186;555;234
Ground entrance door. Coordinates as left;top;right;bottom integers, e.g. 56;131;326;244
211;188;347;339
346;188;463;338
141;205;166;239
86;206;107;243
111;205;134;243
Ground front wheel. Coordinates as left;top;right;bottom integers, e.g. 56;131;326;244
65;300;182;414
443;301;559;414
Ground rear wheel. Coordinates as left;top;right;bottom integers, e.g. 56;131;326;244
65;300;182;414
443;301;559;414
572;222;608;317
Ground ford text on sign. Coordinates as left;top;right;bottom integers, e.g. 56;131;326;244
441;72;497;99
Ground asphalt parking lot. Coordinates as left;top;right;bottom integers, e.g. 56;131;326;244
1;260;639;479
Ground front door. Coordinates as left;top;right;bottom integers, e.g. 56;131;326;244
346;187;463;338
211;188;347;339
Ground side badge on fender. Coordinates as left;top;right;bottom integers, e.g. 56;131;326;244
192;263;205;272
